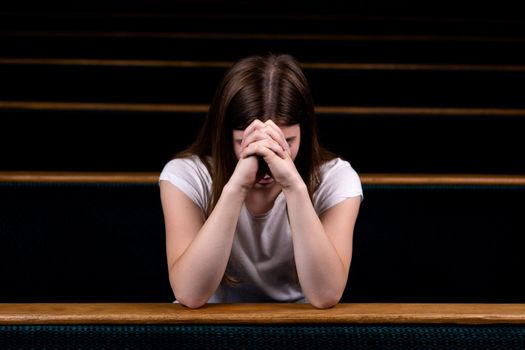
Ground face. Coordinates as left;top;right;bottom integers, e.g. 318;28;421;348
232;123;301;162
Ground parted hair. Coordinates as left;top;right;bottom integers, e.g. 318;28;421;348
178;53;335;217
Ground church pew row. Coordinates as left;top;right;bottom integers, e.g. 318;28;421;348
0;106;524;174
0;173;523;303
0;303;524;349
2;63;525;108
0;31;525;65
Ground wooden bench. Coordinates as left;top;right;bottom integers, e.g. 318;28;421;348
1;303;524;349
1;172;524;303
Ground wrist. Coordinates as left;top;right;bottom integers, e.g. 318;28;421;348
282;177;308;197
223;181;250;199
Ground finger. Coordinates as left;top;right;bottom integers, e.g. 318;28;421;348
260;123;289;153
264;120;290;153
257;139;288;159
241;143;277;161
241;119;266;149
265;141;288;159
240;129;271;153
265;120;287;141
241;139;287;160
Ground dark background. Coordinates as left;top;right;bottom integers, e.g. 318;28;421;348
0;1;524;302
1;0;525;173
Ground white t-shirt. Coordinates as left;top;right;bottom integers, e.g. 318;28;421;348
159;155;363;303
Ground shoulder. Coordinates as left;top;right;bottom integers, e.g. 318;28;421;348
319;158;361;185
161;155;208;175
320;157;354;175
159;155;212;212
313;158;363;214
160;155;211;183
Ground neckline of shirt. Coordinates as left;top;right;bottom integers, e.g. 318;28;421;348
244;192;284;220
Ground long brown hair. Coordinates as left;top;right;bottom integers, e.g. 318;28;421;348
178;53;335;217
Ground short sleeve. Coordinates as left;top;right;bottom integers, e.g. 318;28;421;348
159;156;211;213
313;158;363;215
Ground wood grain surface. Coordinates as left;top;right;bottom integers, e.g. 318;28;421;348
2;172;525;185
1;303;524;325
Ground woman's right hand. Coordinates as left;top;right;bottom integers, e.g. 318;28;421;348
227;155;259;192
228;119;282;192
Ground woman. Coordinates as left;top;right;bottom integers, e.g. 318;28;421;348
160;53;362;308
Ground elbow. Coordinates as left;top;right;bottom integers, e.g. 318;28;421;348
174;290;208;309
308;271;349;309
310;296;340;309
170;278;208;309
177;297;207;309
308;291;342;309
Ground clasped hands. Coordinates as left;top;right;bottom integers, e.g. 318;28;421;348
232;119;302;191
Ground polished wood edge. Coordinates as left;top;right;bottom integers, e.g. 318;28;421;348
1;303;525;325
361;174;525;185
2;58;525;72
0;172;160;183
315;106;525;116
1;172;525;185
1;31;524;43
2;101;525;117
0;101;209;113
304;63;525;72
0;58;232;68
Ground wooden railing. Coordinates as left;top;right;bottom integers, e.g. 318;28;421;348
2;101;525;116
1;303;525;325
3;58;525;72
1;172;525;185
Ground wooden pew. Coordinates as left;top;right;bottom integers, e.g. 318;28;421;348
1;303;524;349
2;172;525;185
1;172;524;303
2;303;525;325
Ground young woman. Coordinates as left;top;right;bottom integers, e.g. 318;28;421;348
160;53;362;308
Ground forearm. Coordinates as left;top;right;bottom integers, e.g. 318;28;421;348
170;184;246;307
284;183;348;308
